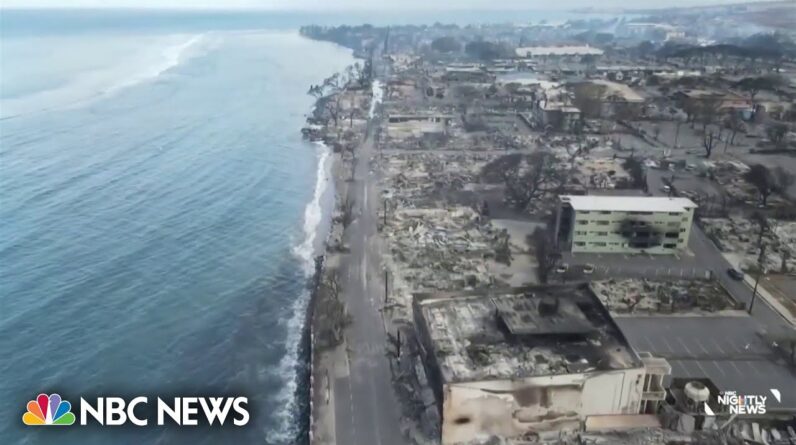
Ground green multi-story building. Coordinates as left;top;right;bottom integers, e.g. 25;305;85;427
555;195;697;255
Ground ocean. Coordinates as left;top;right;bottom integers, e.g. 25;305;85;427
0;9;354;445
0;8;594;445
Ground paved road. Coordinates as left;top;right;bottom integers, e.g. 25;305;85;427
646;172;793;332
333;98;406;445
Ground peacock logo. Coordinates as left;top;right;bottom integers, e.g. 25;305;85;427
22;394;76;426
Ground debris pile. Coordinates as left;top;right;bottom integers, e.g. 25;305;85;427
590;278;737;314
702;217;796;272
382;152;491;207
384;207;507;290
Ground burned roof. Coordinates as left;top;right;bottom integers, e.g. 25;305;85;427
492;294;595;336
414;286;642;383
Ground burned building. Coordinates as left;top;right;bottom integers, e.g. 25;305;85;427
412;286;670;444
555;195;697;255
386;113;457;140
535;102;581;133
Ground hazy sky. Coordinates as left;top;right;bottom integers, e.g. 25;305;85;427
0;0;763;10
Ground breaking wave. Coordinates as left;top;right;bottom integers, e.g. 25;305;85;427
268;142;333;443
0;33;210;118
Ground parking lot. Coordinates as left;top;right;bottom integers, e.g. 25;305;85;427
617;316;796;411
559;250;712;281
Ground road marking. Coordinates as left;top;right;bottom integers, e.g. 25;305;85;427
362;251;368;296
348;379;357;442
746;361;763;374
695;340;727;377
639;337;655;353
676;337;713;377
671;361;688;377
676;337;693;356
691;359;712;379
727;361;743;375
659;337;676;353
709;338;727;355
363;181;369;209
367;373;384;445
678;361;696;378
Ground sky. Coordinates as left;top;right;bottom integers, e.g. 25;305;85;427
0;0;767;10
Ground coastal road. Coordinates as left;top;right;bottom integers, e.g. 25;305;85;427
333;96;406;445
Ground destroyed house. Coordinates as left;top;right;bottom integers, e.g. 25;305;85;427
386;114;457;139
535;102;581;132
412;286;670;444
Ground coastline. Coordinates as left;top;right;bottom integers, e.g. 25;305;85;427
289;140;336;444
305;116;355;445
300;62;380;444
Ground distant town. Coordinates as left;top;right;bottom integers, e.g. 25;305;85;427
300;1;796;444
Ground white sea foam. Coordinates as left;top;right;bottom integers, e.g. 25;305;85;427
268;142;333;443
292;142;333;275
103;34;208;96
0;33;210;118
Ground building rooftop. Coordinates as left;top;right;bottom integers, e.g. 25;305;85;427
561;195;697;213
414;286;642;383
515;45;604;57
588;79;646;103
445;66;484;73
541;102;581;113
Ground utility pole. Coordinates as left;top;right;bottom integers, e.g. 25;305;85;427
384;269;389;303
396;330;401;358
748;244;766;315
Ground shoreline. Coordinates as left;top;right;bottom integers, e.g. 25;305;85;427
289;140;336;445
300;64;379;444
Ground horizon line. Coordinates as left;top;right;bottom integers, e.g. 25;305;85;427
0;0;781;14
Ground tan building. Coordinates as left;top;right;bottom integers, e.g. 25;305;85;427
555;195;697;255
413;286;670;444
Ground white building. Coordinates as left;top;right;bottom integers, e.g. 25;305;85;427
555;195;697;255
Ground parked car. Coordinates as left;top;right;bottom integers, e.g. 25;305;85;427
555;263;569;274
583;264;595;274
727;268;745;281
